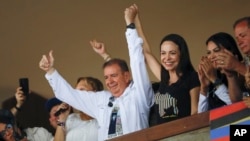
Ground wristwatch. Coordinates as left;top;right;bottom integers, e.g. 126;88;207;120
57;120;65;127
126;23;135;29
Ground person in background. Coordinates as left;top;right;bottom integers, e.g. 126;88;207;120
198;32;244;113
44;97;69;139
53;76;103;141
10;87;27;117
210;17;250;107
234;17;250;108
209;19;250;76
90;39;111;62
0;87;56;141
38;4;154;141
0;108;27;141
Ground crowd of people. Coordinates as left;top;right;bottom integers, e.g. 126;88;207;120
1;3;250;141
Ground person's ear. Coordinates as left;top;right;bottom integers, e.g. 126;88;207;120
124;72;131;83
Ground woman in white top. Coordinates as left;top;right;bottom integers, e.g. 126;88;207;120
198;32;244;113
54;77;104;141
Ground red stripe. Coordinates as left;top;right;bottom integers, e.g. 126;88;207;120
210;101;247;120
211;136;229;141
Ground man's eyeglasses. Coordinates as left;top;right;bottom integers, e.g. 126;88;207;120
0;124;12;138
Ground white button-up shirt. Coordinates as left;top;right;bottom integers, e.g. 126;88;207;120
45;28;154;141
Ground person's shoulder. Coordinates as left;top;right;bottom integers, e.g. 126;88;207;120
66;113;83;128
65;113;82;123
25;127;51;133
25;127;53;140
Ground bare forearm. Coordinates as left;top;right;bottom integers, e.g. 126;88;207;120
10;101;23;116
190;87;200;115
234;62;247;76
227;75;242;102
135;14;161;80
200;86;209;97
135;15;151;53
54;126;66;141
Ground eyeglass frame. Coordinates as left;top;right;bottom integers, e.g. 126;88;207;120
0;124;13;139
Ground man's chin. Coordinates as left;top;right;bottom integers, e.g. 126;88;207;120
111;91;119;96
241;46;250;54
110;91;121;97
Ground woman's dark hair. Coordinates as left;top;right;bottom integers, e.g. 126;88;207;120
206;32;244;88
159;34;195;86
0;109;14;125
206;32;243;62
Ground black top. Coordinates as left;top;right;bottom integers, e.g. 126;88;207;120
149;71;200;126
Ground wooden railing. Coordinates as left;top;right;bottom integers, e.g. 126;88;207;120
108;111;209;141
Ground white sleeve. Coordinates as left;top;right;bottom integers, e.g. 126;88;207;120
45;70;107;118
25;127;54;141
125;28;154;108
198;93;209;113
214;84;232;105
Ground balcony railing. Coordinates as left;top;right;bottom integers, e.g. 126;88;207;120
108;111;209;141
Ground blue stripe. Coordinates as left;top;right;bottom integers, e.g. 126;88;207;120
210;120;250;140
210;125;229;140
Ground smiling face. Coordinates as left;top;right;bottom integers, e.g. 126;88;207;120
104;64;130;97
206;41;223;68
234;21;250;55
160;41;180;72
